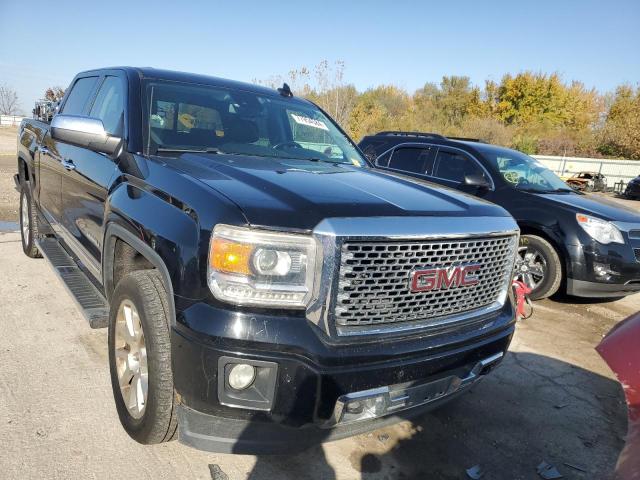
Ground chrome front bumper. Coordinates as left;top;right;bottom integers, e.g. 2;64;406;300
327;351;504;426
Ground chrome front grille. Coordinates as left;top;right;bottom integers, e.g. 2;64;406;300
334;235;517;332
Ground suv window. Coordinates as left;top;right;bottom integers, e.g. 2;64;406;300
61;76;99;115
388;147;432;174
89;76;124;135
435;149;486;183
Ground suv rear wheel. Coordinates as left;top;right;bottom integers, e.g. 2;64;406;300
514;235;562;300
108;270;178;444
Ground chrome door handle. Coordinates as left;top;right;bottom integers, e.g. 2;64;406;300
61;159;76;171
38;146;49;155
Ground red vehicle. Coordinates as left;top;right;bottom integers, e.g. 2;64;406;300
597;312;640;479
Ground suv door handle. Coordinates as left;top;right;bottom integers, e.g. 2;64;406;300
62;159;76;171
38;146;49;155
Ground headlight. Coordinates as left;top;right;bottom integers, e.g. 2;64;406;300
208;224;318;307
576;214;624;244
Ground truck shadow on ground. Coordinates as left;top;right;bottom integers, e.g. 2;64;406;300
549;291;622;305
236;352;626;480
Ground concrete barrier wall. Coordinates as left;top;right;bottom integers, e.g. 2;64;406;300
533;155;640;186
0;115;25;127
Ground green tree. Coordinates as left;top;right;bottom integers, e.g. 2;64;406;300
599;85;640;158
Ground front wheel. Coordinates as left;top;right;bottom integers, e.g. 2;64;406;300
108;270;178;444
514;235;562;300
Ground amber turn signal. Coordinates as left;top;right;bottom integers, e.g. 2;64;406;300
210;237;253;275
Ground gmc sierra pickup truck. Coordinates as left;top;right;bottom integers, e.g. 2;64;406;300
16;67;519;454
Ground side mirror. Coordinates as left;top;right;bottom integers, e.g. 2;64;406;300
464;173;491;189
51;115;121;155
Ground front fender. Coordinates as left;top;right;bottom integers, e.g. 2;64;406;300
103;180;246;310
104;182;201;298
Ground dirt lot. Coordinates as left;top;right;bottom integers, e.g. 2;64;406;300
1;133;20;223
0;152;639;479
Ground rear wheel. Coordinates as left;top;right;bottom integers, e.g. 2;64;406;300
19;184;41;258
514;235;562;300
108;270;178;444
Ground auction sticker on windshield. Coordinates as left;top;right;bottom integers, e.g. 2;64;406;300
291;113;329;131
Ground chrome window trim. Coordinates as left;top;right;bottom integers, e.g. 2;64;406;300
305;215;519;337
374;141;495;191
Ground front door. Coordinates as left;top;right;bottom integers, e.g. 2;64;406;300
431;147;493;199
60;75;124;280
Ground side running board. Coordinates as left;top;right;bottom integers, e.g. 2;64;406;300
37;237;109;329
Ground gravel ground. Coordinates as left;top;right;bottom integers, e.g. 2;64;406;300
0;232;636;479
0;154;19;223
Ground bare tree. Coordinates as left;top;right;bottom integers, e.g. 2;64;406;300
44;86;65;102
0;84;20;115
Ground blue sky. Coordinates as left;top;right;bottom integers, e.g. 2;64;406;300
1;0;638;114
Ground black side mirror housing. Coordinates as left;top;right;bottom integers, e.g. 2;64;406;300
464;173;491;190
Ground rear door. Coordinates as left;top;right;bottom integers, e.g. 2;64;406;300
39;76;99;225
60;74;124;280
376;145;434;180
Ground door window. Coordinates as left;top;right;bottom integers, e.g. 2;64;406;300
61;77;99;115
435;149;486;183
89;76;125;135
388;147;432;174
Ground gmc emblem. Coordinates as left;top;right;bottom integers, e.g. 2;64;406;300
410;265;481;292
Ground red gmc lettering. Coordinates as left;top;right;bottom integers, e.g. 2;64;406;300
410;265;480;292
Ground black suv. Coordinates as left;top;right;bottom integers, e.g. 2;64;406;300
360;132;640;300
625;175;640;200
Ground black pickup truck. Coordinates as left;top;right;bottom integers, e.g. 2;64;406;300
16;67;519;454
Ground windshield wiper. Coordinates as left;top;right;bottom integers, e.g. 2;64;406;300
286;156;353;166
519;187;574;193
154;146;224;155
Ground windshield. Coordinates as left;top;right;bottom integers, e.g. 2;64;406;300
479;146;571;192
143;80;366;166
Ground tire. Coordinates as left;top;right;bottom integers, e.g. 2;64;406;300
515;235;562;300
108;270;178;444
19;183;41;258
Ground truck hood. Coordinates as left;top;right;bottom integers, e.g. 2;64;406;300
170;154;510;231
532;192;640;223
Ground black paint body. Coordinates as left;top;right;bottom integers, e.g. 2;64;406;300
17;68;518;453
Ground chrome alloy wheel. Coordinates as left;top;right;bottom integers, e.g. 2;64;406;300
515;245;546;290
114;300;148;419
21;192;29;241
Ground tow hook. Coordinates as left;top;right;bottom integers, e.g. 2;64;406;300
512;280;533;320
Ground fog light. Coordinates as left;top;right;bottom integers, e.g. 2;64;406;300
594;262;612;277
228;363;256;391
